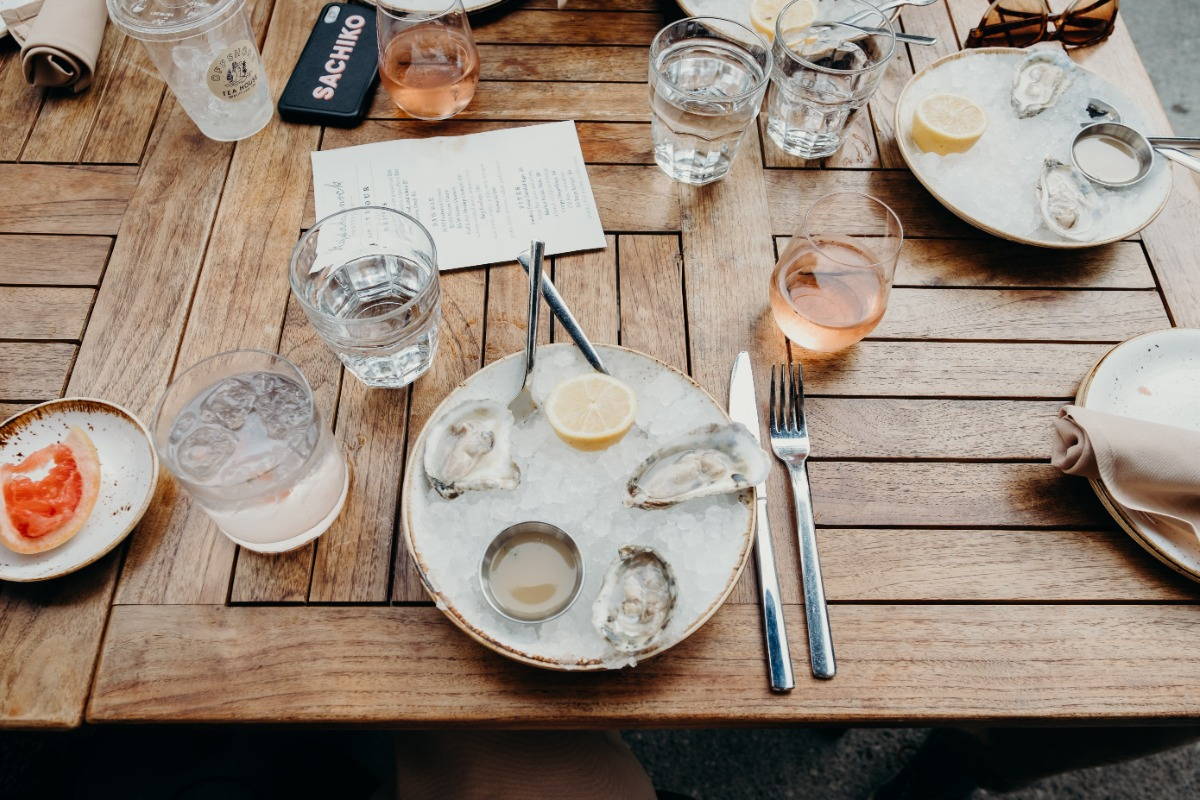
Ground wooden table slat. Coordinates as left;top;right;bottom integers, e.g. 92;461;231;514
0;164;137;234
0;286;94;340
0;234;111;285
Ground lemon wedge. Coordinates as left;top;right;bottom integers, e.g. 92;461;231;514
751;0;814;41
545;373;637;452
911;93;988;155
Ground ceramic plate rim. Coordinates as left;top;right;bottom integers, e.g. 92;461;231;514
0;397;160;582
401;343;757;671
1075;328;1200;583
894;47;1173;250
675;0;900;30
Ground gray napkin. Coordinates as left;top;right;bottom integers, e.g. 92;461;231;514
2;0;108;92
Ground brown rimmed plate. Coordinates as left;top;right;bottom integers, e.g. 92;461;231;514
0;399;159;582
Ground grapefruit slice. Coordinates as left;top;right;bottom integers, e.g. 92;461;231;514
0;427;101;554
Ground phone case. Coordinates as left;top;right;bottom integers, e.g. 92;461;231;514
278;2;379;127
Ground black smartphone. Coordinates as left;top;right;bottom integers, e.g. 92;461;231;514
278;2;379;127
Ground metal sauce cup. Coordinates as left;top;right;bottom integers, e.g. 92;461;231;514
1071;122;1155;188
479;522;584;623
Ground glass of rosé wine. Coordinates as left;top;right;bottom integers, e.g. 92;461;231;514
376;0;480;120
769;192;903;353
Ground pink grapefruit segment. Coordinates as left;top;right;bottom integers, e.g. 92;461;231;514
0;427;100;555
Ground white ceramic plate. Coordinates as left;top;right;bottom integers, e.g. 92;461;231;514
675;0;899;35
0;399;159;582
895;48;1172;249
1076;329;1200;581
402;344;755;671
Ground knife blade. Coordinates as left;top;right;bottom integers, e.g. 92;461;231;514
729;352;794;692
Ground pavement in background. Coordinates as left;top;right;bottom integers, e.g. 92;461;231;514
2;3;1199;800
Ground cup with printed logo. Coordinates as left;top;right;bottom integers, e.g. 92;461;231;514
106;0;273;141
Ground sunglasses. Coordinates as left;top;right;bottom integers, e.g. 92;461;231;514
965;0;1119;49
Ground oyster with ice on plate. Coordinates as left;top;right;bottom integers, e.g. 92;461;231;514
424;400;520;500
625;423;768;509
1037;158;1103;241
593;545;678;655
1011;49;1073;118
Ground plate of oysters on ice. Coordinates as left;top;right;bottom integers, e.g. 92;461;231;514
402;344;765;670
895;45;1172;249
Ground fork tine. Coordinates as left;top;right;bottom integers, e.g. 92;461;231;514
791;361;804;431
778;364;789;432
768;365;778;432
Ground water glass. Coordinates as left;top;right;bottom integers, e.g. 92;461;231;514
377;0;480;120
153;350;349;554
769;192;903;352
106;0;272;142
649;16;772;185
291;206;441;388
766;0;895;159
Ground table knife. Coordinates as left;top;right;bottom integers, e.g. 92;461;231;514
729;352;795;692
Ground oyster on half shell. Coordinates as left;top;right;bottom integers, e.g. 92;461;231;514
592;545;678;655
1011;49;1073;118
626;423;769;509
1037;158;1103;242
423;400;520;500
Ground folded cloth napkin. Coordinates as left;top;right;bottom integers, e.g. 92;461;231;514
1;0;108;92
1052;404;1200;543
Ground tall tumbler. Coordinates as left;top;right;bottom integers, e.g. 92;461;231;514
107;0;273;141
766;0;895;159
649;16;772;185
290;206;441;389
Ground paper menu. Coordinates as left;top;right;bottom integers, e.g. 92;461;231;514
310;121;606;270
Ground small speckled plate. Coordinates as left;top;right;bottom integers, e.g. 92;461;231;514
1076;329;1200;581
0;399;159;582
675;0;899;36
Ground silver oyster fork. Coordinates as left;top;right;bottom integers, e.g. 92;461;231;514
769;360;836;680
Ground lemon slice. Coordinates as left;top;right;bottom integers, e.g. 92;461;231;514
751;0;814;41
545;373;637;452
911;93;988;155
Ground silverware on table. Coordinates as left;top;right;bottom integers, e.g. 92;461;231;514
769;360;835;680
729;352;795;692
517;251;609;375
507;240;544;422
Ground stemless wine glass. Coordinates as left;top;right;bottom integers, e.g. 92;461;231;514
769;192;903;352
290;206;441;388
376;0;480;120
649;16;772;185
153;350;349;554
766;0;895;159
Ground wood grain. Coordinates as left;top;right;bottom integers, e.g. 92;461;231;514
0;342;74;399
552;237;619;344
478;44;645;82
90;602;1200;725
0;235;110;285
371;81;648;121
392;269;487;602
473;10;664;45
485;262;552;364
617;235;688;373
588;165;679;231
0;164;137;234
798;341;1107;397
0;287;93;339
0;40;41;162
82;36;165;164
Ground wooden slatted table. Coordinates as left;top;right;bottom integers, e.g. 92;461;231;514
3;0;1200;729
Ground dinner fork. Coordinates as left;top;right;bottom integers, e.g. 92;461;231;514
769;361;836;680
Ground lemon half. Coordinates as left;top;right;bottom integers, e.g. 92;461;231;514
911;93;988;155
751;0;814;42
545;373;637;451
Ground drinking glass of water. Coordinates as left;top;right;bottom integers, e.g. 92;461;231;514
769;192;903;352
153;350;349;553
766;0;895;159
290;206;441;389
649;17;772;185
377;0;480;120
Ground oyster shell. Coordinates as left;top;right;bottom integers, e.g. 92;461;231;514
626;423;769;509
423;400;520;499
1037;158;1103;242
592;546;678;655
1011;50;1073;118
